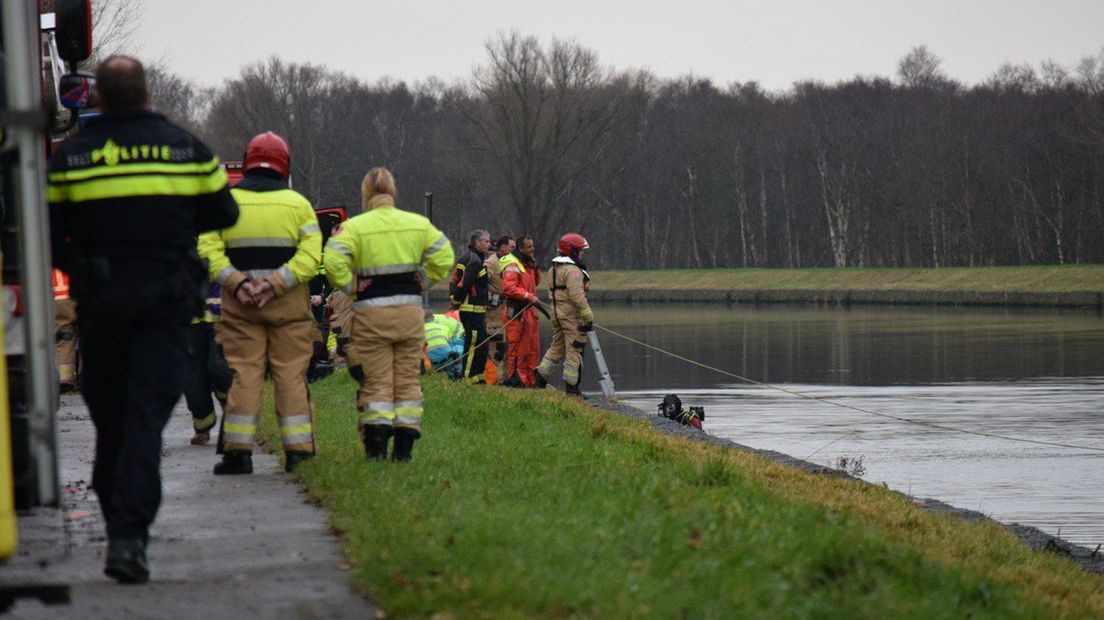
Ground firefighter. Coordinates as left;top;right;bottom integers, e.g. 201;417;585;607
323;167;453;461
53;268;78;392
536;233;594;397
484;235;514;383
47;56;239;583
500;234;545;387
449;229;491;384
182;280;232;445
199;131;322;476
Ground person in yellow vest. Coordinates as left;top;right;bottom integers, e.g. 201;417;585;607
484;235;514;383
198;132;322;475
53;268;79;392
536;233;594;397
324;167;453;461
423;311;465;379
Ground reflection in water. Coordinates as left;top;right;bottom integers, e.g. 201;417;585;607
567;303;1104;548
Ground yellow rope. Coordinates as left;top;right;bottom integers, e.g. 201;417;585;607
594;323;1104;455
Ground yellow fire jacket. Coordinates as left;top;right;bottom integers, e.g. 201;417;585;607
323;195;454;308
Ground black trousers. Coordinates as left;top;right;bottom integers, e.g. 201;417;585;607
459;310;489;383
78;290;191;542
183;322;231;431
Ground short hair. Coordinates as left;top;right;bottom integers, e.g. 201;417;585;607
424;309;434;322
361;167;396;203
496;235;514;250
95;55;149;112
516;234;534;248
469;229;490;245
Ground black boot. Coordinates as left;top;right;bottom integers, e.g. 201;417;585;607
362;426;392;461
565;382;587;399
284;451;313;473
213;451;253;475
503;372;523;388
391;428;421;462
534;368;549;389
104;538;149;584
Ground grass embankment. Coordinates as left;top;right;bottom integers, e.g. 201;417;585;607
263;373;1104;618
593;265;1104;293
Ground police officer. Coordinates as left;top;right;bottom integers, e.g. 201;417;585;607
48;56;239;583
324;167;453;461
199;132;322;476
449;229;491;384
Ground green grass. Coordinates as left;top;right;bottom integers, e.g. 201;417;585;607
593;266;1104;293
263;373;1104;618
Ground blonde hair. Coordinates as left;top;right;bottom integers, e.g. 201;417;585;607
361;167;396;204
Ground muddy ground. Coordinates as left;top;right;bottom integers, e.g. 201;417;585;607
1;395;376;619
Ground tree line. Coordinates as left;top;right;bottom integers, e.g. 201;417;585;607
151;35;1104;268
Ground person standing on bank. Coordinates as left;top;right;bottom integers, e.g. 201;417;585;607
47;56;239;584
500;234;545;387
199;132;322;476
324;168;453;462
484;235;513;383
536;233;594;397
449;229;491;384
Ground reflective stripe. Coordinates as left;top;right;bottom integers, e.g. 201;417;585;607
363;402;395;412
48;168;228;203
224;237;297;249
503;265;521;273
354;264;420;276
421;234;449;262
463;374;484;385
358;416;394;426
193;412;217;432
300;223;320;236
395;400;423;409
282;433;314;446
215;265;237;285
352;295;422;309
395;416;423;426
279;414;313;440
277;265;296;288
563;367;580;383
325;239;352;257
458;303;486;313
47;156;221;182
243;269;273;280
223;414;258;437
223;433;255;445
395;401;424;426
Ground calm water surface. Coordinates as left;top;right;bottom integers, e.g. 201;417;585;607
569;303;1104;548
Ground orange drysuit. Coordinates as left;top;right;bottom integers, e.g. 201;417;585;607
499;250;541;387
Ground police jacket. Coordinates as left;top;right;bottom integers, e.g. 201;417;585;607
198;169;321;297
449;246;489;312
548;256;593;323
323;194;454;308
47;109;238;297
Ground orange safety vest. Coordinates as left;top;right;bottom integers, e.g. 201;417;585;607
52;269;70;300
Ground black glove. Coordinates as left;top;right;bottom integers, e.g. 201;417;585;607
580;321;594;333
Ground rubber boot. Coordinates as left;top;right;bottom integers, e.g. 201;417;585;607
213;451;253;475
565;382;587;400
391;428;421;462
104;538;149;584
284;450;313;473
534;368;549;389
362;426;392;461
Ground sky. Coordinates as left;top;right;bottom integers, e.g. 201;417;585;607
131;0;1104;92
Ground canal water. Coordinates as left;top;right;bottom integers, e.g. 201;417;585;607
570;303;1104;548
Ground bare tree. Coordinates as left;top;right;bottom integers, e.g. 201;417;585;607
897;45;947;88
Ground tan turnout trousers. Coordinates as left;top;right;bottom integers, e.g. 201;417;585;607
539;317;586;386
347;304;425;433
220;287;316;453
55;298;78;385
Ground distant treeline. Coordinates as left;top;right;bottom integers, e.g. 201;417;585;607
150;36;1104;268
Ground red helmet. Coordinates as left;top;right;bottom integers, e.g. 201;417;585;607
558;233;589;257
243;132;290;179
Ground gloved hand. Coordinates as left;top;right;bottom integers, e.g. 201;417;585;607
580;321;594;333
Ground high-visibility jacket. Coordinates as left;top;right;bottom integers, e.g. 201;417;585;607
500;250;541;308
548;256;593;322
323;195;453;308
52;269;70;300
47;109;239;296
424;314;464;351
198;171;321;295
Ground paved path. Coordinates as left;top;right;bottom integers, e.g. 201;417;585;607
3;395;376;618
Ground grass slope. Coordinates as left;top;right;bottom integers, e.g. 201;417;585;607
593;266;1104;293
264;373;1103;618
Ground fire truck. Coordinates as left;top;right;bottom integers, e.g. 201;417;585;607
0;0;95;563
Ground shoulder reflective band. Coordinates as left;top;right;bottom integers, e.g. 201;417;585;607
48;159;227;203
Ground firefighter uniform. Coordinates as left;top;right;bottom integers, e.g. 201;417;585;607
198;170;322;466
53;269;78;390
500;250;542;387
484;252;506;382
182;281;232;442
323;193;453;460
48;108;239;560
537;256;594;393
449;245;490;384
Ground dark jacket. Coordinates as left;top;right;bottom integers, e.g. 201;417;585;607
449;245;489;311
